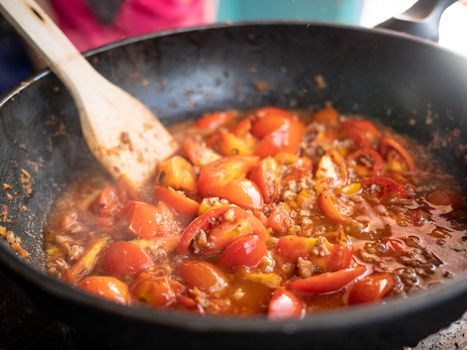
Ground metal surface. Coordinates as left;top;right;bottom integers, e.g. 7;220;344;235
1;22;467;349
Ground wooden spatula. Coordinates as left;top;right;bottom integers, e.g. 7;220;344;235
0;0;178;184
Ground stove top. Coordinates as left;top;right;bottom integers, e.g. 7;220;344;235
1;268;465;350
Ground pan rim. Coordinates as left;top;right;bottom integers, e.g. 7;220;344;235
0;21;466;334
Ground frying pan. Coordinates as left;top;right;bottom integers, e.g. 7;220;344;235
1;2;467;350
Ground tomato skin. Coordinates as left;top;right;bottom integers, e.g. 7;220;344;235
250;107;295;138
218;235;267;268
288;266;366;294
231;118;252;137
132;274;184;307
268;288;305;320
254;119;305;158
341;119;381;148
348;272;395;305
427;189;462;208
119;201;180;239
361;176;411;202
95;186;120;217
177;260;229;294
378;136;416;172
219;132;254;156
249;157;280;203
318;190;350;224
312;106;339;124
215;179;263;210
197;155;259;198
156;156;197;193
183;135;220;167
78;276;130;305
177;205;268;256
103;241;152;277
347;148;384;177
196;111;236;130
154;185;199;216
267;202;294;235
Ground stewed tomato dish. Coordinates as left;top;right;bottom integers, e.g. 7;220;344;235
45;106;467;318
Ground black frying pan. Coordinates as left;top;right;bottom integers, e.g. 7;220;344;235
1;2;467;350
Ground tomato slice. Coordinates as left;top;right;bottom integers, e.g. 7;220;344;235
288;266;366;294
312;106;339;124
197;155;259;197
347;148;384;177
154;185;199;216
254;119;305;158
78;276;130;305
318;190;352;224
214;179;263;210
268;288;305;320
219;131;254;156
267;202;295;235
231;118;252;137
119;201;181;239
218;235;267;268
177;260;229;294
316;150;348;189
427;189;462;209
340;119;381;148
102;241;153;277
182;135;221;167
249;157;280;203
196;111;236;130
361;176;411;202
250;107;296;138
177;205;268;256
94;186;120;217
378;136;416;172
156;156;197;193
348;272;395;305
132;273;184;307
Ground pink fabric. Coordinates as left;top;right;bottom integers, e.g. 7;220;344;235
50;0;215;51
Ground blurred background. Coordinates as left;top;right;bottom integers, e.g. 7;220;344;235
1;0;466;95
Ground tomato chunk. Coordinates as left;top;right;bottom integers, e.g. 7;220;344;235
119;201;181;239
316;150;348;189
348;272;395;305
318;190;352;224
78;276;130;305
218;235;267;268
312;106;339;124
132;273;184;307
378;136;416;172
196;111;236;130
361;176;411;202
347;148;384;177
268;288;305;320
250;107;296;138
156;156;197;193
94;186;120;217
182;135;220;167
267;202;295;235
249;157;280;203
154;185;199;216
288;266;366;294
254;119;305;158
214;179;263;210
427;189;462;209
177;205;268;256
340;119;380;148
103;241;152;277
177;260;229;294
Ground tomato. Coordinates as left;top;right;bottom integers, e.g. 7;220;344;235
348;272;395;305
278;235;352;272
78;276;130;305
249;157;280;203
177;205;268;256
378;136;416;172
132;274;184;307
218;235;267;268
268;288;305;320
156;156;197;193
267;202;295;235
250;107;296;138
116;175;141;203
177;260;229;294
282;157;313;183
312;106;339;124
318;190;351;224
196;111;236;130
154;185;199;216
427;189;462;209
219;131;254;156
102;241;152;277
214;179;263;210
288;266;366;294
197;155;259;197
340;119;381;148
347;148;384;177
254;119;305;158
361;176;411;202
385;238;407;256
94;186;120;217
231;118;252;137
182;135;220;167
119;201;180;239
316;150;348;189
